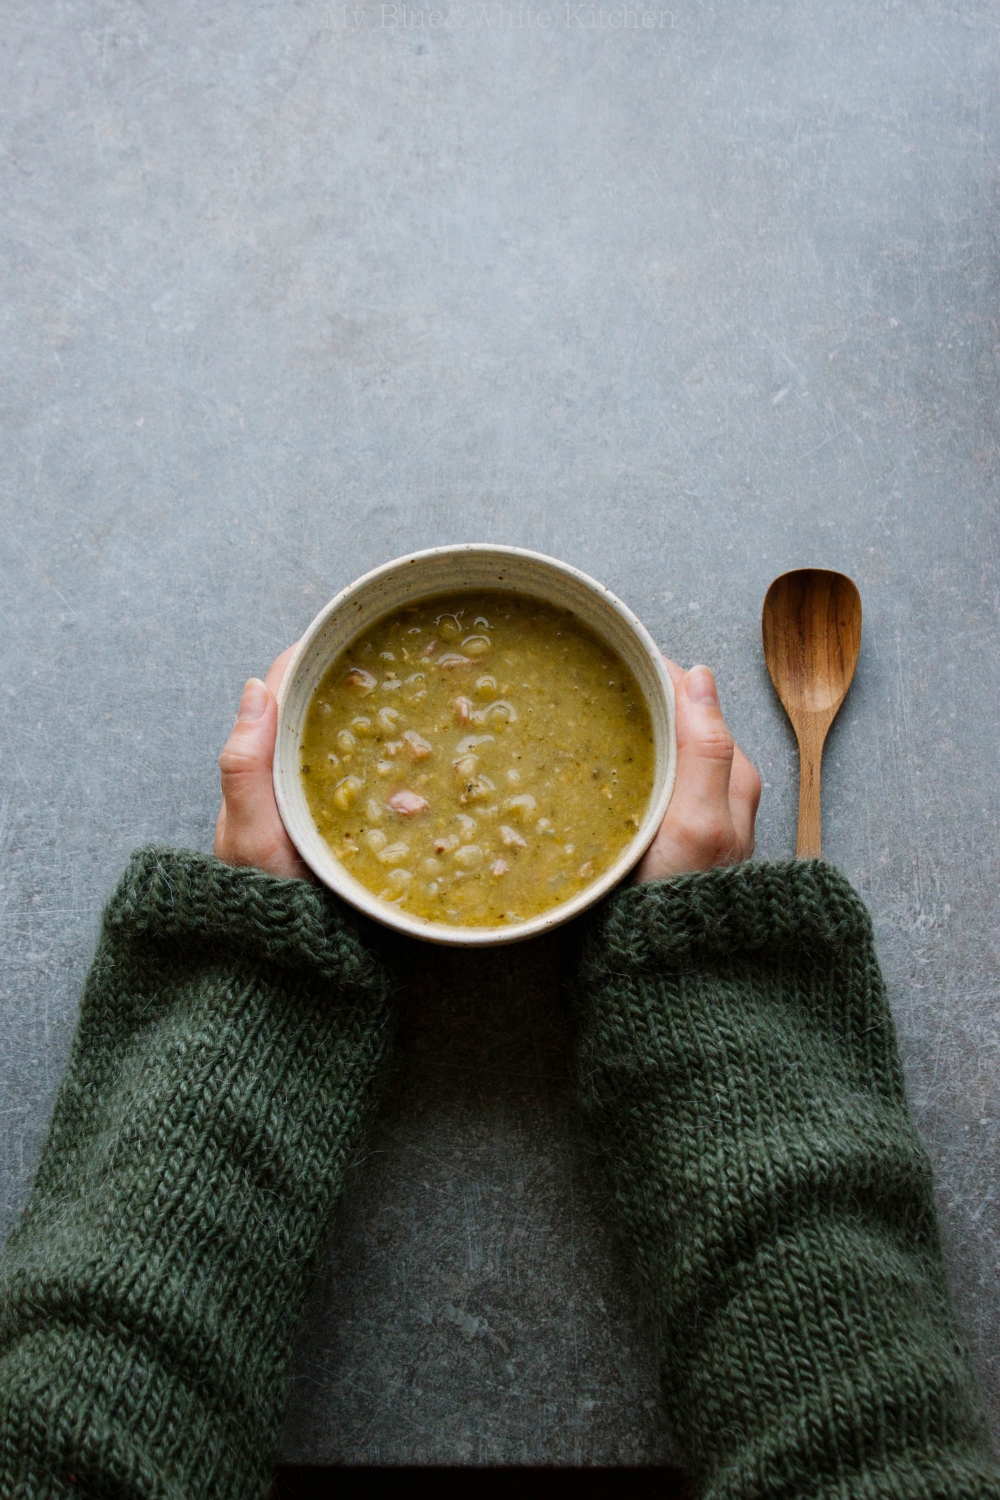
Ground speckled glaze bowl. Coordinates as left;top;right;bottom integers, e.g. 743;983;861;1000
273;544;676;946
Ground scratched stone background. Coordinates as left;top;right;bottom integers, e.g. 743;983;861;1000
1;0;999;1468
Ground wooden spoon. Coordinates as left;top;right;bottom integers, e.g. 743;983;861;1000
761;569;862;859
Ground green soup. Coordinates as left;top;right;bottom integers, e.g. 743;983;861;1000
300;591;654;927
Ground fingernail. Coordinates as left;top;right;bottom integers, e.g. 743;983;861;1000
686;665;719;707
237;678;268;722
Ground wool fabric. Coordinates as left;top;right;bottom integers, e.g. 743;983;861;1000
575;860;999;1498
0;850;996;1498
0;849;394;1499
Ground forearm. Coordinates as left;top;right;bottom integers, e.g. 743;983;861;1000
575;861;998;1499
0;849;394;1500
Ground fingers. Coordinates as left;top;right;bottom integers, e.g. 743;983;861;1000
676;665;737;809
659;665;737;870
729;744;762;859
636;660;761;881
264;643;298;698
673;663;760;858
217;677;280;841
215;643;312;881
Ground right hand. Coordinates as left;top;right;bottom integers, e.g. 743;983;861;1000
635;660;761;882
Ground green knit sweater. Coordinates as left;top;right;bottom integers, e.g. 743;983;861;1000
0;849;995;1498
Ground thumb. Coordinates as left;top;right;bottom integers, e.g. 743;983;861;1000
635;660;743;882
676;665;736;808
218;677;278;831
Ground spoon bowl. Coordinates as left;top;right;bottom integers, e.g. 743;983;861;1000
762;569;862;858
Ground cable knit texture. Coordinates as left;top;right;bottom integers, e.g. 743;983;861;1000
0;849;394;1500
576;860;998;1499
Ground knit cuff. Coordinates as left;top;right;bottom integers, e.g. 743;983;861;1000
102;846;386;996
581;858;874;979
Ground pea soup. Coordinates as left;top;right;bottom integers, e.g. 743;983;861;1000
300;592;654;927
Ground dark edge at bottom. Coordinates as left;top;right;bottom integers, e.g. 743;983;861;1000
273;1466;692;1498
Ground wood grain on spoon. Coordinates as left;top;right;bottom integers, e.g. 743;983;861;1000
762;569;862;859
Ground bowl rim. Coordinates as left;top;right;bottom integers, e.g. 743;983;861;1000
274;543;676;946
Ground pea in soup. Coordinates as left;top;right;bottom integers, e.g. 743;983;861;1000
300;592;654;927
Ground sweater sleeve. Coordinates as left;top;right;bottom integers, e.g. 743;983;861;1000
0;848;395;1500
574;860;999;1500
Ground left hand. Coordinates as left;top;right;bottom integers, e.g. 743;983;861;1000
214;644;313;881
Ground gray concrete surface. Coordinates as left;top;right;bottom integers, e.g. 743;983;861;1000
2;0;999;1467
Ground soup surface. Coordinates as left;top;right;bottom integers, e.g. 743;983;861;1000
300;591;654;927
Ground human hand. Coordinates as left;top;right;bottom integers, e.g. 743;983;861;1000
214;644;313;882
635;660;761;882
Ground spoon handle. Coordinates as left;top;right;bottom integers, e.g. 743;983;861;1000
795;720;828;859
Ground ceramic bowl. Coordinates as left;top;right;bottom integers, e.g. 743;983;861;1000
273;544;676;947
